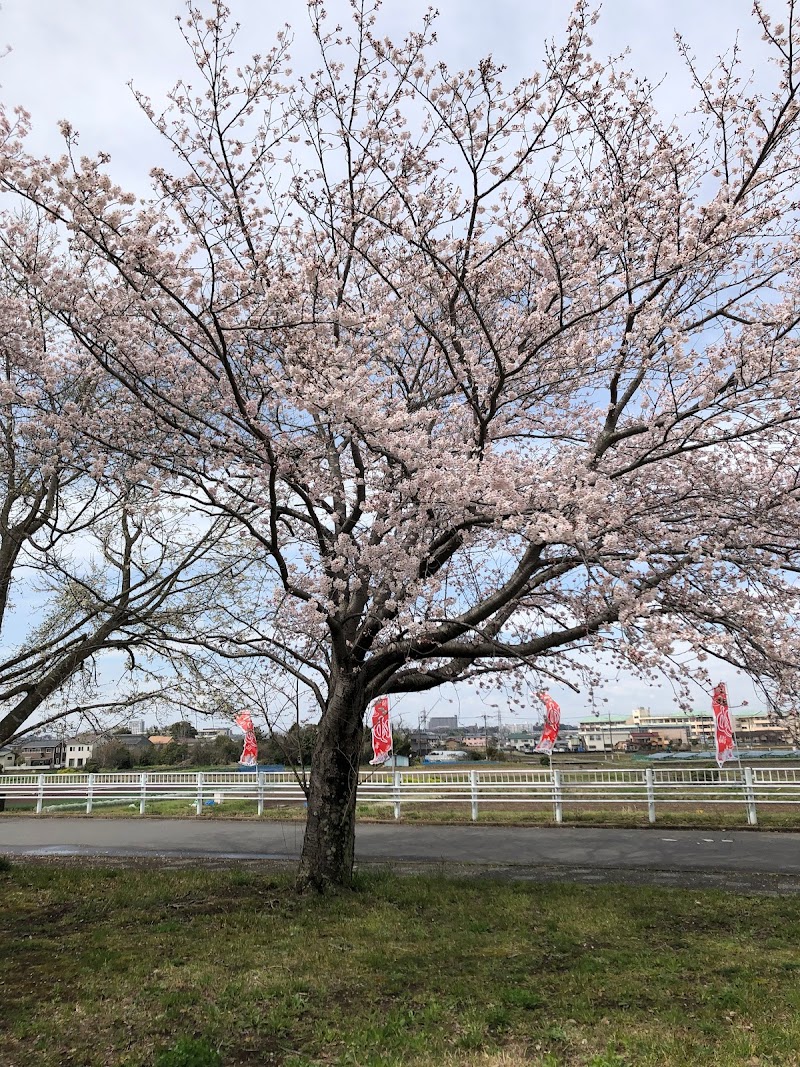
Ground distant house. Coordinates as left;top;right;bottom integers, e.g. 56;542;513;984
14;737;66;768
108;734;154;754
148;735;174;747
504;732;537;752
408;731;438;758
443;737;468;751
84;734;155;765
0;746;15;770
463;735;489;749
64;738;96;768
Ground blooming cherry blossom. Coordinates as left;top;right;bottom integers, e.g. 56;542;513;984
5;0;800;887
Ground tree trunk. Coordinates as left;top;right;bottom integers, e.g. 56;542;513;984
296;675;365;891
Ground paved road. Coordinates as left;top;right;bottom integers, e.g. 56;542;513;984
1;818;800;876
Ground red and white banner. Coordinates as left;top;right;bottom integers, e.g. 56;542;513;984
234;711;259;767
535;691;561;755
711;682;736;768
368;696;393;766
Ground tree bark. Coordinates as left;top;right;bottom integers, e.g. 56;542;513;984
296;673;365;891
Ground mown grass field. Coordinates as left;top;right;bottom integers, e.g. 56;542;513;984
2;859;800;1067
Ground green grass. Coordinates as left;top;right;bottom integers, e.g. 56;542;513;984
5;798;800;830
1;862;800;1066
355;802;800;830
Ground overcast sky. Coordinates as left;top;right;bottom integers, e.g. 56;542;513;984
0;0;770;193
0;0;780;728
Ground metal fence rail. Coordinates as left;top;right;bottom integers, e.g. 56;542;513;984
3;766;800;824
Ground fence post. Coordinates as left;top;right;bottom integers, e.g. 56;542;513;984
552;768;563;824
139;772;148;816
470;768;479;822
257;772;265;817
743;766;758;826
36;773;45;814
86;774;95;815
196;771;204;816
645;768;656;824
393;769;402;821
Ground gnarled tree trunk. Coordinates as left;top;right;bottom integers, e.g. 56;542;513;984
296;672;366;891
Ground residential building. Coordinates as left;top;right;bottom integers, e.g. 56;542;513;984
109;734;153;750
196;726;234;740
65;739;95;768
580;723;637;752
443;737;470;751
409;730;438;758
13;737;66;768
463;735;489;749
501;726;583;753
553;726;584;752
504;731;537;751
0;746;14;769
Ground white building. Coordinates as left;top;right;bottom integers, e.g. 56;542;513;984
579;705;788;751
630;706;783;741
64;739;95;768
196;726;234;740
580;723;637;752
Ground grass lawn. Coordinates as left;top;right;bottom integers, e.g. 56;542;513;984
2;861;800;1067
7;797;799;830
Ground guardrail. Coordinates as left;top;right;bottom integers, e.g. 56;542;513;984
2;766;800;824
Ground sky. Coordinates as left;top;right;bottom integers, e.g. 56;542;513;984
0;0;769;196
0;0;781;730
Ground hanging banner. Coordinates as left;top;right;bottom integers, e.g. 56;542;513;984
535;692;561;754
368;696;393;765
711;682;736;768
234;711;259;767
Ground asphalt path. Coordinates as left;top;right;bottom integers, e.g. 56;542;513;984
1;818;799;877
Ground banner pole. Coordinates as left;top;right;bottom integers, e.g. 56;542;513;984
730;711;753;824
549;749;557;822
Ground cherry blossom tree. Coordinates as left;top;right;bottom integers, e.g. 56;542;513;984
0;212;236;747
6;0;800;886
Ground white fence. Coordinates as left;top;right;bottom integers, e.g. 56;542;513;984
3;766;800;825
